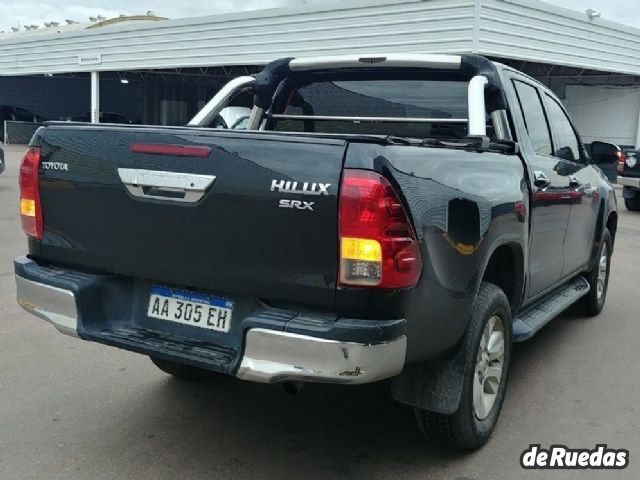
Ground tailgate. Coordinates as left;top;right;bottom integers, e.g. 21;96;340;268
35;126;346;309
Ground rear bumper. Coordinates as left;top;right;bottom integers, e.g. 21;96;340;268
15;256;406;384
16;274;79;338
618;176;640;189
237;328;405;383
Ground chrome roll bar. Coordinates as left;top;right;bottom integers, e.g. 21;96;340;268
468;75;488;138
189;56;495;139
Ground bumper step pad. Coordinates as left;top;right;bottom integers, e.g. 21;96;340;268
90;327;237;372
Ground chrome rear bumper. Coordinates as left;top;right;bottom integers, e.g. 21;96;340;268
618;176;640;188
15;272;406;384
15;275;79;337
237;328;406;384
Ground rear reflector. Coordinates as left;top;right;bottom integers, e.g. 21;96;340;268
339;169;422;289
19;147;43;240
131;143;212;158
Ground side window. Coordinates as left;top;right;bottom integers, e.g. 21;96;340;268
544;95;581;162
512;80;553;156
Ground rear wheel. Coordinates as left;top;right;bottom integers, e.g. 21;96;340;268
150;357;209;380
415;282;512;450
581;229;612;316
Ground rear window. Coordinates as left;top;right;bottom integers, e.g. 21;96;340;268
272;79;486;139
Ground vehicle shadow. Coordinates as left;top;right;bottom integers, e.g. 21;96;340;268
92;303;598;479
108;373;469;479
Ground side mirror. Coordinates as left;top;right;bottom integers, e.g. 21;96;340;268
590;141;620;165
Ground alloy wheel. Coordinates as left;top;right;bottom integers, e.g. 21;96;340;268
473;315;505;420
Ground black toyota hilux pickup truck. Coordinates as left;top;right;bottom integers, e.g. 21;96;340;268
15;54;618;449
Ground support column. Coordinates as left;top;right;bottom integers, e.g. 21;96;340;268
90;71;100;124
635;93;640;149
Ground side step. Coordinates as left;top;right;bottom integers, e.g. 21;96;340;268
512;276;590;342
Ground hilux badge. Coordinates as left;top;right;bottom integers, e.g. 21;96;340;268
270;179;330;196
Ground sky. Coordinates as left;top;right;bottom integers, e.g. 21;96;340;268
1;0;639;33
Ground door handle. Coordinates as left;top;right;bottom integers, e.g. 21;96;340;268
118;168;216;203
533;171;551;189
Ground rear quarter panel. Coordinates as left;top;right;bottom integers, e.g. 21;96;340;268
343;144;528;362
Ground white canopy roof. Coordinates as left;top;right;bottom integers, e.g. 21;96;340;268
1;0;639;76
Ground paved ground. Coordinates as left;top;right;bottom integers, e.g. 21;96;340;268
0;145;638;480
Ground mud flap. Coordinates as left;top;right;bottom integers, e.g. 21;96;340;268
391;343;467;415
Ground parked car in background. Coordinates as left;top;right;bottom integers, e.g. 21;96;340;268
15;54;618;450
617;146;640;211
0;105;44;123
65;112;134;124
0;105;45;142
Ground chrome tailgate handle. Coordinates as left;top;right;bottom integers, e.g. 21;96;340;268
117;168;216;203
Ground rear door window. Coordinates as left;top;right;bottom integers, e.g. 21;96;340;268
512;80;553;156
544;95;581;162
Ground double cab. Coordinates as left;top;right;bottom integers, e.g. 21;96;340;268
15;54;618;449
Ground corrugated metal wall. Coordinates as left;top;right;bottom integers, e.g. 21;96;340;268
2;0;640;77
564;85;640;146
0;0;474;75
478;0;640;76
2;0;639;76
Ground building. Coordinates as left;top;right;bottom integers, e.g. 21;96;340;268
1;0;639;150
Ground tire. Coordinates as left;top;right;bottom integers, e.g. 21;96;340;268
415;282;512;450
581;229;612;316
624;195;640;211
150;357;209;380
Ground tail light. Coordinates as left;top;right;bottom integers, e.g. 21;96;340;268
339;169;422;289
617;151;626;173
19;147;43;239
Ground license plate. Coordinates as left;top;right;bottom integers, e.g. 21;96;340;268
147;286;233;333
